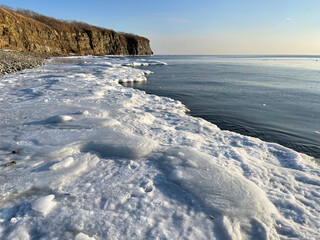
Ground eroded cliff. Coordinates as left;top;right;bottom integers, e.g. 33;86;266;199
0;7;153;56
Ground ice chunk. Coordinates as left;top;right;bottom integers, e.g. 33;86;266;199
47;115;73;123
118;75;147;83
75;233;95;240
121;60;167;67
32;194;57;215
50;157;74;170
169;170;183;182
75;110;89;115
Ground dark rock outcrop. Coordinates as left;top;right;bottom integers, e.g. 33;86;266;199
0;7;153;56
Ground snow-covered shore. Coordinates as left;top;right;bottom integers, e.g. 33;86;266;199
0;56;319;240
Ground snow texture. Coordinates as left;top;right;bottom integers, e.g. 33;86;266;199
75;232;95;240
0;56;319;240
31;194;56;215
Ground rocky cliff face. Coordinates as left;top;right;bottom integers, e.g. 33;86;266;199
0;8;153;56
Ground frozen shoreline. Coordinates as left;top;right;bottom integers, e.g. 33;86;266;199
0;56;319;239
130;55;320;161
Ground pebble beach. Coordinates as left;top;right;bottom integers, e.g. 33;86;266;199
0;50;45;76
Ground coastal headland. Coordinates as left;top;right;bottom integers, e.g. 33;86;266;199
0;7;153;56
0;6;153;75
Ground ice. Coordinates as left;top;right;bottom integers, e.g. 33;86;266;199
31;194;57;215
75;110;89;115
161;146;282;238
50;157;74;170
81;129;158;159
168;169;184;182
75;233;95;240
6;226;30;240
163;146;277;218
46;115;73;123
0;56;319;239
120;59;168;67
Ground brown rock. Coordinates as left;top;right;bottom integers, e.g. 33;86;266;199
6;161;16;166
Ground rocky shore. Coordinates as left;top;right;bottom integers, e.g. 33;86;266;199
0;50;45;76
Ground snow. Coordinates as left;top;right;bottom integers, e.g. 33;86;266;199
50;157;74;170
0;56;319;239
121;59;168;67
81;129;158;159
47;115;73;123
31;194;56;215
162;146;278;218
75;232;95;240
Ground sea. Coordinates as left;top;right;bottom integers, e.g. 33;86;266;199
126;55;320;161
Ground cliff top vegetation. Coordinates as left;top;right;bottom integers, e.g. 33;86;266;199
0;5;140;38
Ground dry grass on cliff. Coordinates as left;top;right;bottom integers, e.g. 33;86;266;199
16;8;79;32
0;5;147;41
0;5;99;33
66;20;111;32
1;5;115;34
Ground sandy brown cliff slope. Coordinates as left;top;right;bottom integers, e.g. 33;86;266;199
0;7;153;56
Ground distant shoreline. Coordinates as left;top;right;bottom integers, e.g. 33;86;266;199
153;54;320;57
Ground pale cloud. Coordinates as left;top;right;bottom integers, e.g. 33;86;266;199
285;17;293;22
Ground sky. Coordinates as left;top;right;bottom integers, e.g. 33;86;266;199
1;0;320;55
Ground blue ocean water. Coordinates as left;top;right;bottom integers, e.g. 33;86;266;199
126;55;320;160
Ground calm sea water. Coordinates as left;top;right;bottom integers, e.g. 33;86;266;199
126;55;320;160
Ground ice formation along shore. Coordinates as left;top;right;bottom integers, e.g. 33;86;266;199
0;56;319;240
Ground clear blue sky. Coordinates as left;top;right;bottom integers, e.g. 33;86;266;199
1;0;320;54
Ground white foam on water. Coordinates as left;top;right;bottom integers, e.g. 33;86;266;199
0;56;319;239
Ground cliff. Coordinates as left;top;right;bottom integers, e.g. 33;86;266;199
0;7;153;56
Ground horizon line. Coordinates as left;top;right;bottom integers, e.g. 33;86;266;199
152;54;320;57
